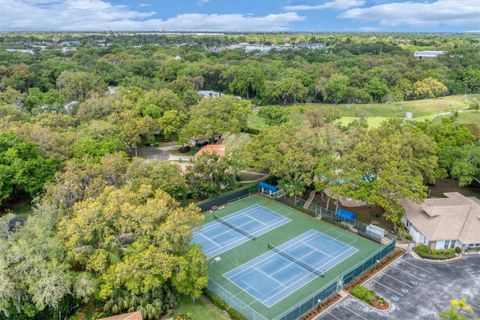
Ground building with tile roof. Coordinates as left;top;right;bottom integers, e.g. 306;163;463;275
401;192;480;251
99;311;142;320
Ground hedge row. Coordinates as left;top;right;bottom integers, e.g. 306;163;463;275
204;290;246;320
415;245;457;260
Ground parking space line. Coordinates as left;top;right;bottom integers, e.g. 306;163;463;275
341;305;369;320
390;265;424;281
399;260;431;274
371;279;404;297
382;273;414;288
326;311;342;320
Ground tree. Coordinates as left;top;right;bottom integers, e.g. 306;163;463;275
58;185;206;319
244;122;334;200
365;77;389;102
182;96;252;143
0;204;94;319
332;120;438;227
24;88;64;112
419;119;478;183
222;65;264;99
258;106;289;125
126;159;187;198
0;133;59;206
158;110;188;140
439;298;478;320
138;89;185;119
56;71;103;102
186;154;237;199
324;74;349;103
262;78;308;105
414;77;448;98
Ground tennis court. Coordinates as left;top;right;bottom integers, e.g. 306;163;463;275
201;195;385;320
224;229;359;307
193;204;291;258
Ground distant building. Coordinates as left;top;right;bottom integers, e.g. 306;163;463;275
296;43;327;50
6;49;34;55
197;90;223;98
414;51;446;59
401;192;480;251
195;142;225;157
210;42;326;53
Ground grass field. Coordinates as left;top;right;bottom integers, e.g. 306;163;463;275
248;94;479;130
168;296;230;320
202;195;382;320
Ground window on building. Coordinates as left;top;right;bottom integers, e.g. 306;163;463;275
444;240;450;249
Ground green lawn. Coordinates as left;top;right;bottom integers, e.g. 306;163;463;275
432;110;480;125
169;296;230;320
202;195;382;320
248;94;479;130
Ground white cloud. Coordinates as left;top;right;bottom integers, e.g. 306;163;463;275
340;0;480;26
139;3;150;7
0;0;305;31
284;0;365;11
358;26;380;32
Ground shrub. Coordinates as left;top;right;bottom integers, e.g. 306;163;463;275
415;245;456;260
455;247;461;254
350;285;386;308
204;290;246;320
351;286;374;301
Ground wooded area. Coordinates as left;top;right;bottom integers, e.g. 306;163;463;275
0;32;479;319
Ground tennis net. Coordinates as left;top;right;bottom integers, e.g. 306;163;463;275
268;243;325;277
213;214;256;240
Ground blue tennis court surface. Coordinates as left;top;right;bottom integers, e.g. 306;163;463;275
193;204;290;259
224;229;359;307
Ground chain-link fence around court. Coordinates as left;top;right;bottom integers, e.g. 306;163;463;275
199;188;396;320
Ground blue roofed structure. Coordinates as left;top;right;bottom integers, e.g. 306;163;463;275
336;208;357;221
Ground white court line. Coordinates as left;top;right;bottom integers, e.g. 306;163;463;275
260;232;358;306
382;273;414;289
341;305;369;320
199;205;261;232
201;205;288;251
398;260;431;274
389;265;424;281
229;231;321;280
227;231;329;306
225;230;321;278
370;279;404;297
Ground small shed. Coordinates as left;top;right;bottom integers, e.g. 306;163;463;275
336;208;357;222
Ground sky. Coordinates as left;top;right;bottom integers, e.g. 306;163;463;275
0;0;479;32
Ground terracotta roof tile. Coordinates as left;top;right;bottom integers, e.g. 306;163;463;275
99;311;143;320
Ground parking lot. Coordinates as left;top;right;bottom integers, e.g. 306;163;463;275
318;254;480;320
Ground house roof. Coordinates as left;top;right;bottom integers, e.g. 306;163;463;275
99;311;143;320
195;143;225;157
401;192;480;244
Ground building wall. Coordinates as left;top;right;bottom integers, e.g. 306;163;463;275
402;217;429;245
